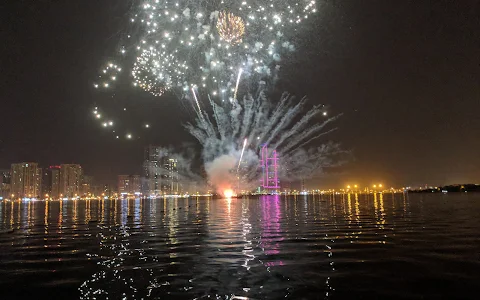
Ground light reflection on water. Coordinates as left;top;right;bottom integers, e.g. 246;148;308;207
0;194;479;299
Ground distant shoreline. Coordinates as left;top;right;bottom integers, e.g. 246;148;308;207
408;184;480;193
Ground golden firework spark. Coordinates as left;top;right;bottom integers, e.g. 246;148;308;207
216;11;245;45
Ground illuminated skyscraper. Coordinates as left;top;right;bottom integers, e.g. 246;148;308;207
42;166;61;199
161;158;179;195
131;175;141;194
59;164;83;198
259;145;280;191
10;163;42;198
0;170;11;185
81;175;93;196
0;169;11;199
118;175;129;194
118;175;141;195
51;167;60;198
143;145;163;196
42;170;52;197
143;146;180;196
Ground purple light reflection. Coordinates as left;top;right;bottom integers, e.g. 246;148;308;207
260;195;284;267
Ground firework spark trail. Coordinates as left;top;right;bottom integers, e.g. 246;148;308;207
202;111;218;140
237;138;248;173
246;93;271;148
272;103;327;150
282;142;347;177
191;87;203;115
295;127;339;151
280;115;340;155
239;94;255;140
233;68;243;103
192;88;220;140
263;97;307;147
208;100;231;143
230;102;243;141
249;93;295;148
208;95;227;141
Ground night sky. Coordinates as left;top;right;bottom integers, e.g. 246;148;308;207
1;1;479;188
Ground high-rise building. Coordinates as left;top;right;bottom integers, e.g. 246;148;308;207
41;166;61;198
10;163;42;198
42;169;52;198
143;146;180;196
162;158;179;195
51;167;60;199
0;169;11;199
59;164;83;198
143;146;162;196
259;144;280;191
81;175;93;196
90;185;103;197
1;169;11;184
118;175;141;195
118;175;129;194
131;175;141;194
103;184;112;197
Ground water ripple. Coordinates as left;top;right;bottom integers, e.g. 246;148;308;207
0;194;479;299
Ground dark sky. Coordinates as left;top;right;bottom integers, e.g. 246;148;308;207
1;0;479;188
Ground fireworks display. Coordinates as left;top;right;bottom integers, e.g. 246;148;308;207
94;0;317;98
91;0;319;140
90;0;345;193
185;92;345;194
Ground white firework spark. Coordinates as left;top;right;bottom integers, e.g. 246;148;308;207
237;138;248;173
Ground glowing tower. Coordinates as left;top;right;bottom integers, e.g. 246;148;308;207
260;144;280;191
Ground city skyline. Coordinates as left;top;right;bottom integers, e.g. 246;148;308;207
1;156;478;200
1;158;478;194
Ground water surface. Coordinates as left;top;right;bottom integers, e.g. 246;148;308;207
0;194;479;299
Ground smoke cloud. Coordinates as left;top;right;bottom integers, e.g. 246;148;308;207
185;91;349;194
204;154;237;194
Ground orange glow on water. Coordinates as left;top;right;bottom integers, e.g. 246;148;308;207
223;189;234;198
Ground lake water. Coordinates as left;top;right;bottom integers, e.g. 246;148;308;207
0;194;479;299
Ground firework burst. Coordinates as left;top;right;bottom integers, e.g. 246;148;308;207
216;11;245;45
132;48;188;96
